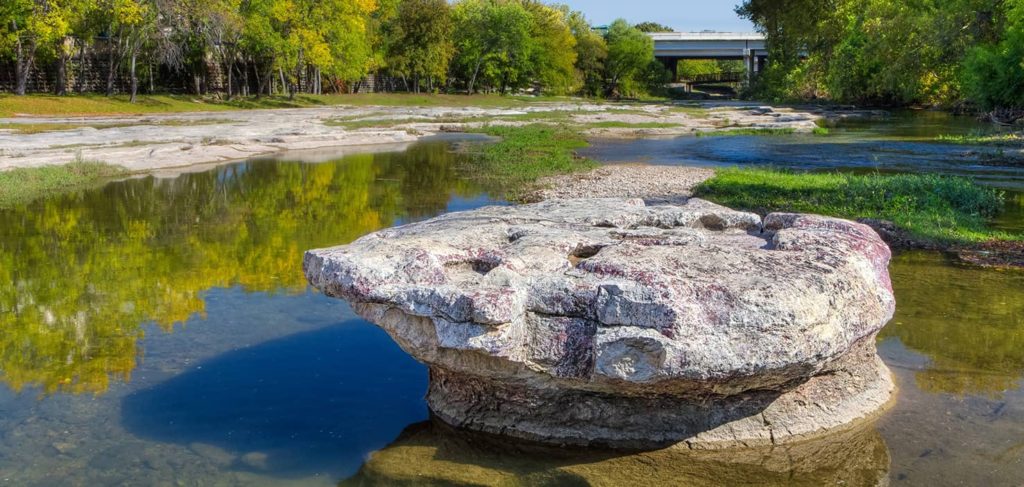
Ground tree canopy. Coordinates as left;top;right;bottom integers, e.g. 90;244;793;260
736;0;1018;109
0;1;673;99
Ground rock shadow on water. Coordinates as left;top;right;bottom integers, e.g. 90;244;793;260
340;417;892;486
120;320;429;479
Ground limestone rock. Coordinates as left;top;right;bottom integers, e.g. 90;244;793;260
305;198;896;448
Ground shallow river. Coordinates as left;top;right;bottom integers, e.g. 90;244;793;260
1;115;1023;486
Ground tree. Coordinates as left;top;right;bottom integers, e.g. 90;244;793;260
0;1;68;96
522;1;577;94
963;0;1024;110
453;0;533;94
204;0;244;99
385;0;454;93
565;9;606;96
602;18;653;97
634;21;673;33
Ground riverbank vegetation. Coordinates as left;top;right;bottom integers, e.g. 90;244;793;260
0;158;127;208
737;0;1024;111
0;1;668;101
695;168;1011;245
464;124;596;198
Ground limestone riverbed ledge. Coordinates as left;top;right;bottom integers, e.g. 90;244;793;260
304;197;897;449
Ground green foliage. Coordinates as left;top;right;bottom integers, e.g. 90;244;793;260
466;124;597;198
0;159;128;208
1;0;656;99
962;0;1024;109
633;21;673;33
737;0;1004;107
676;60;720;80
566;10;607;97
603;19;654;97
451;0;578;95
384;0;454;92
694;168;1011;244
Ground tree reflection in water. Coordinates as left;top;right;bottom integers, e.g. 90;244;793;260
0;141;487;395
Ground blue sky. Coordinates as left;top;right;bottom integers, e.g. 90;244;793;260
559;1;754;32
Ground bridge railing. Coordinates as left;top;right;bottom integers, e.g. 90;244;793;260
681;71;745;83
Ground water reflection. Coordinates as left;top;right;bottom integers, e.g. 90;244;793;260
341;419;890;486
581;111;1024;192
882;251;1024;397
0;140;492;395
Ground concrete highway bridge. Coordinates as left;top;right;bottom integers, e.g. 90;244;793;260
649;32;767;83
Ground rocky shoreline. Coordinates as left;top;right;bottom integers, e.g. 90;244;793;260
0;101;828;174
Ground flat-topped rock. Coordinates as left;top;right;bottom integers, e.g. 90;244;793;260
305;198;896;448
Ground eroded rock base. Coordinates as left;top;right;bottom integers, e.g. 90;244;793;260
427;348;894;450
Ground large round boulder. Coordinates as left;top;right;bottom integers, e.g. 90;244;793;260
304;198;895;448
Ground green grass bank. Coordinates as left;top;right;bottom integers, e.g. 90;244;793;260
0;160;129;208
694;168;1013;245
0;93;567;118
465;124;597;199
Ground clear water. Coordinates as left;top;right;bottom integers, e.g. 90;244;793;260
0;117;1022;486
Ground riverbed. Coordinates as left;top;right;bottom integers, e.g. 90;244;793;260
0;113;1022;485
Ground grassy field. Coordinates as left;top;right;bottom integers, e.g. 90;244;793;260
465;124;597;199
0;160;129;207
0;93;570;118
694;168;1012;245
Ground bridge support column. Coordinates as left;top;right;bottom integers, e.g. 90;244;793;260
744;49;755;84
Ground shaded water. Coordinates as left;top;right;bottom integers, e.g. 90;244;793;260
0;117;1022;485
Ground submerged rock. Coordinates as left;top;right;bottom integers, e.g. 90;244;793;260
340;417;890;486
304;198;896;448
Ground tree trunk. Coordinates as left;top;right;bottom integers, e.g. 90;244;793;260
242;58;250;97
76;41;88;94
55;47;69;96
14;29;35;96
129;52;138;103
225;60;233;100
106;31;121;96
468;56;483;95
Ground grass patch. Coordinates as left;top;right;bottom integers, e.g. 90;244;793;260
324;115;473;130
812;126;830;136
497;111;575;122
694;168;1013;245
668;105;710;118
697;127;797;137
0;93;559;117
0;122;138;134
465;124;597;199
0;158;129;207
935;132;1023;146
587;121;682;129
